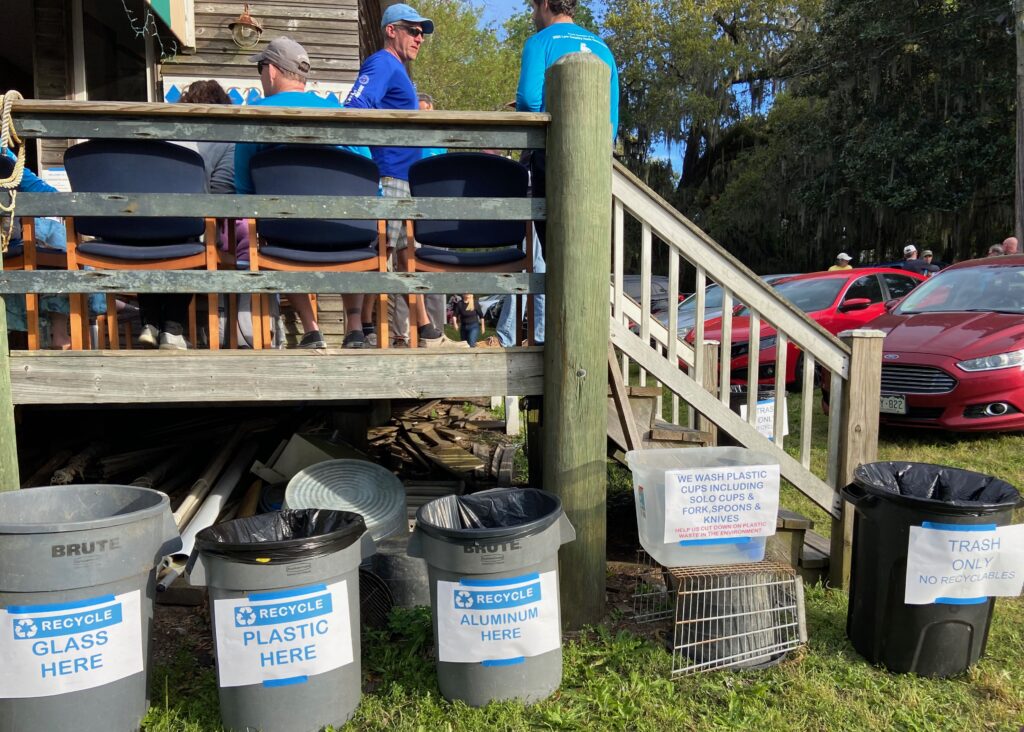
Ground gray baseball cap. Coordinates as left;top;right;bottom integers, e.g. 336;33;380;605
248;37;311;75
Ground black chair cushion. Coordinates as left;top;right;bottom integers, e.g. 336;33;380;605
415;246;526;267
260;245;377;264
78;241;206;260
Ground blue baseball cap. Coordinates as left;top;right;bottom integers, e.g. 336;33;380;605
381;3;434;34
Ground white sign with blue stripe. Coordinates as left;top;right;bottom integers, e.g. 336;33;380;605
904;523;1024;605
213;581;352;688
436;571;560;665
663;464;780;544
0;590;143;698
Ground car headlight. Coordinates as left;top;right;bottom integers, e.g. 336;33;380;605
956;349;1024;372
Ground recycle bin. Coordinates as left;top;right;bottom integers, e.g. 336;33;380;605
0;484;181;732
408;488;575;707
189;509;375;732
842;462;1022;677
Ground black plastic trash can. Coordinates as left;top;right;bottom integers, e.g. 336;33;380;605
842;462;1021;677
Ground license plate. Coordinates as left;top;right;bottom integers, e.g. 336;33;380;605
880;394;907;415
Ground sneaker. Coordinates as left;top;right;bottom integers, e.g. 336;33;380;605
137;324;159;349
391;337;410;348
419;333;460;348
418;323;443;341
364;332;378;347
158;331;188;350
342;331;365;349
297;330;327;349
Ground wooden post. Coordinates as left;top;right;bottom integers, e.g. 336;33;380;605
542;54;612;629
1016;0;1024;244
830;329;884;588
0;246;19;490
696;340;719;445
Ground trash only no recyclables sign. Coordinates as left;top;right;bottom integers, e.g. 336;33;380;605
904;522;1024;605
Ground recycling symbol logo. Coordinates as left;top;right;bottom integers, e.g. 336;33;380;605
13;618;37;639
234;606;256;627
454;590;474;609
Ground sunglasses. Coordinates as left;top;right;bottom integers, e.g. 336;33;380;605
394;24;425;38
257;61;268;74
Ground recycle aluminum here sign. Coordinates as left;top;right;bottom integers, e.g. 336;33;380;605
904;522;1024;605
663;464;780;543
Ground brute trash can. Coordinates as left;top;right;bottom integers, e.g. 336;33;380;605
843;461;1022;677
189;509;375;732
0;484;181;732
408;488;575;706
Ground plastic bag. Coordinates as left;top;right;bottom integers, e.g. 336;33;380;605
853;462;1021;509
194;508;365;563
416;488;561;541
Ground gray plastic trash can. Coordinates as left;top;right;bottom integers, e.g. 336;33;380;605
189;509;375;732
408;488;575;707
0;484;181;732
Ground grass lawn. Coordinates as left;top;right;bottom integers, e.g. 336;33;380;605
144;401;1024;731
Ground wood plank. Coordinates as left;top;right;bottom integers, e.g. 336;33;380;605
197;3;359;20
8;348;545;405
167;54;360;71
0;270;543;296
648;421;710;444
830;329;884;589
192;25;360;47
607;343;641;452
15;193;544;221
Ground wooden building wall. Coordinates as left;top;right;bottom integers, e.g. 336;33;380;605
32;0;73;170
161;1;361;84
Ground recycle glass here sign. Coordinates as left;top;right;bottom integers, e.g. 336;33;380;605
663;464;780;543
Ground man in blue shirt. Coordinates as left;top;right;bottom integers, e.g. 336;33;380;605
345;4;445;347
235;37;371;348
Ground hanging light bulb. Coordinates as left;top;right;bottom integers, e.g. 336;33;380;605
229;4;263;49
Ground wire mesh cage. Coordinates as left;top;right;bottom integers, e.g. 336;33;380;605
631;548;675;623
666;561;807;676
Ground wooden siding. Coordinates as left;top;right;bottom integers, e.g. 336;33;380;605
161;0;361;83
32;0;73;170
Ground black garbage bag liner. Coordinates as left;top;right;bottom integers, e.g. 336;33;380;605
416;487;562;541
853;462;1021;511
195;508;366;562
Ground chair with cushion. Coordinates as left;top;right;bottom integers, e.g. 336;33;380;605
406;152;533;343
247;145;387;349
63;139;220;350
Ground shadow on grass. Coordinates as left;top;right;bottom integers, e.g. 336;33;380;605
361;606;440;698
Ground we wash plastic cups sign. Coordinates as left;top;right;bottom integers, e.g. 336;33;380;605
663;464;781;543
904;522;1024;605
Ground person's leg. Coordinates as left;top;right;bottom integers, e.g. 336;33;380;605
496;295;515;347
136;294;162;348
384;178;411;345
288;293;325;348
532;228;545;345
529;150;546;250
360;294;377;346
465;322;480;347
342;293;364;348
425;294;445;330
158;294;194;350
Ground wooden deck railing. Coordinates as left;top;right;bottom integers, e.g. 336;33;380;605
0;54;614;627
609;161;883;587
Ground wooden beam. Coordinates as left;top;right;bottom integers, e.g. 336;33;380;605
543;55;612;629
0;270;544;296
8;349;544;405
15;193;545;220
830;329;884;589
607;343;641;452
0;251;18;490
696;340;719;445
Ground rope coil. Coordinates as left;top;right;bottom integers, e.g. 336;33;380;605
0;90;26;254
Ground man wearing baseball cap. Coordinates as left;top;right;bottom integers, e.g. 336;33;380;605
234;37;372;349
902;244;929;275
344;4;446;347
828;252;853;271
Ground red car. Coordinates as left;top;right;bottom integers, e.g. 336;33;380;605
864;255;1024;432
693;268;926;387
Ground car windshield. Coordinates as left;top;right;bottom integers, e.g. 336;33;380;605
898;264;1024;315
678;285;724;313
737;277;846;315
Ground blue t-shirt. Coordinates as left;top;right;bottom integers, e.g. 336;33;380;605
3;149;57;193
516;23;619;142
344;50;420;180
233;90;372;194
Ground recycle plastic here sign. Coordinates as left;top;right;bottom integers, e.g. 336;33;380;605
663;464;780;543
904;522;1024;605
